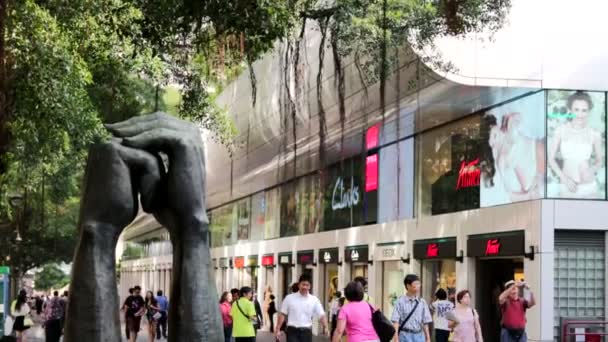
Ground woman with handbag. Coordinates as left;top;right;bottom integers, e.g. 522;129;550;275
230;287;257;342
11;289;32;342
332;282;380;342
449;290;483;342
144;291;161;342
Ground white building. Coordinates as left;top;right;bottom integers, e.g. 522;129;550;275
119;1;608;341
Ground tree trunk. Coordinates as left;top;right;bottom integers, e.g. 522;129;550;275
0;0;10;173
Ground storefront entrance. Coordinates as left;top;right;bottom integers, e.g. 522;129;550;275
414;237;459;304
467;230;528;342
476;258;524;342
278;253;294;300
345;245;370;285
297;250;315;294
319;247;340;309
375;242;405;318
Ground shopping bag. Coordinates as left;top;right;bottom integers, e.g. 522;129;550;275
3;316;13;336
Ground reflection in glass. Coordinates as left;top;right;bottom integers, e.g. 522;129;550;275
421;259;457;305
264;188;281;239
417;115;481;216
381;261;403;319
547;90;606;199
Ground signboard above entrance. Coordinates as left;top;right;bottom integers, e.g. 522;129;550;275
234;256;245;269
219;258;229;268
375;242;403;261
297;250;315;265
467;230;525;257
278;253;293;265
345;245;369;263
413;237;457;259
319;248;339;264
262;254;275;267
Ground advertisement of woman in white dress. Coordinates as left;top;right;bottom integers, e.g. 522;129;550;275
547;90;606;199
480;92;546;207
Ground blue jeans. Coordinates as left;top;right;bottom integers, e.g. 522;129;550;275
224;325;233;342
398;332;425;342
500;328;527;342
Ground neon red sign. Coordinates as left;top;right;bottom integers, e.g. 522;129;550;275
456;158;480;190
485;239;501;255
366;125;379;150
426;244;439;258
365;154;378;192
262;255;275;266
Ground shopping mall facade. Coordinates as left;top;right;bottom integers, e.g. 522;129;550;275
118;1;608;341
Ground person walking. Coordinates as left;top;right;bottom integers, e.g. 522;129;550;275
124;288;134;341
43;291;64;342
231;287;257;342
275;274;329;342
145;291;161;342
329;291;342;338
253;293;263;331
123;285;145;342
430;289;454;342
11;289;31;342
267;294;277;333
155;290;169;339
391;274;432;342
331;282;379;342
231;288;240;304
219;291;233;342
499;280;535;342
449;290;482;342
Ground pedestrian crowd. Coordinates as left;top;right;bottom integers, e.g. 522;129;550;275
3;289;68;342
121;285;169;342
217;272;535;342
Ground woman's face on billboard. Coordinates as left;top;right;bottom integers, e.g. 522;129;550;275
570;99;590;121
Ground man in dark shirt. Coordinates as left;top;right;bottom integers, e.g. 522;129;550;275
123;286;145;342
124;288;133;340
498;280;536;342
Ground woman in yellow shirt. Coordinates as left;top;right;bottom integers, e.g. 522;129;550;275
230;287;257;342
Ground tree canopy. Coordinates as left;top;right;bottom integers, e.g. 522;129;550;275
0;0;511;279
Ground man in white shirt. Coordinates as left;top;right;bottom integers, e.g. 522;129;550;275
275;274;329;342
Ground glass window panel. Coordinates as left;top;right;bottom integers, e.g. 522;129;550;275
417;115;481;216
480;92;546;207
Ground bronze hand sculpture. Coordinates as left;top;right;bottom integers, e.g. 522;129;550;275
65;113;223;342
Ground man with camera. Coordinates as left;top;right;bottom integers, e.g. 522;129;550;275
498;280;536;342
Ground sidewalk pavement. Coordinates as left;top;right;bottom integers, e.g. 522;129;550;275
21;326;330;341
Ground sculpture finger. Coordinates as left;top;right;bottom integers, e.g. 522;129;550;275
120;127;180;152
106;112;194;137
113;142;164;213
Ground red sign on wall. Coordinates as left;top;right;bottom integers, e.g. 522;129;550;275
261;255;275;266
234;256;245;268
366;125;379;150
456;158;480;190
365;154;378;192
485;239;501;256
426;243;439;258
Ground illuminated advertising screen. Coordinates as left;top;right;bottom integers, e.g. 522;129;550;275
547;90;606;199
480;92;546;207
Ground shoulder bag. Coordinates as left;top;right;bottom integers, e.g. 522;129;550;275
236;300;259;330
369;304;396;342
398;299;420;332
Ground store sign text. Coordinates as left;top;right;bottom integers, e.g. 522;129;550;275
350;250;360;261
485;239;501;256
234;257;245;268
279;255;290;264
262;255;275;266
365;154;378;192
426;244;439;258
382;248;395;258
332;177;360;210
456;158;480;190
323;252;332;263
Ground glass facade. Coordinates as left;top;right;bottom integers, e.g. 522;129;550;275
208;90;608;248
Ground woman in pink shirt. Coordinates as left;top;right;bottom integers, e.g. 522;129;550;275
332;282;379;342
219;291;233;342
